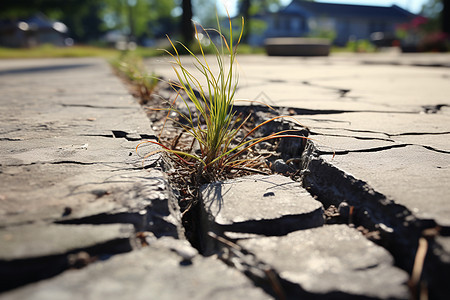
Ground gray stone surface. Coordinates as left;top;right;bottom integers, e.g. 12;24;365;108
0;58;180;293
0;224;134;260
148;53;450;227
3;52;450;298
147;53;450;297
201;174;324;235
1;238;272;300
0;58;179;234
147;53;450;111
294;111;450;227
322;145;449;225
0;223;136;293
238;225;409;299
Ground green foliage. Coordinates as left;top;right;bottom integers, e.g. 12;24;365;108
0;45;119;58
0;0;178;43
237;0;283;43
238;0;283;15
139;17;306;181
308;29;337;42
345;39;376;53
420;0;443;19
192;0;218;27
158;17;245;173
0;0;105;42
396;14;449;52
110;52;158;103
101;0;177;39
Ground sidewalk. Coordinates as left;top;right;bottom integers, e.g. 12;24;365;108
1;53;449;299
148;52;450;226
147;52;450;298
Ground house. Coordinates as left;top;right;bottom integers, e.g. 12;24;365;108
0;13;70;48
249;0;416;46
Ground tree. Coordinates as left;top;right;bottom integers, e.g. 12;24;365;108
237;0;283;43
181;0;194;44
192;0;218;27
420;0;449;34
443;0;450;34
240;0;251;43
0;0;104;42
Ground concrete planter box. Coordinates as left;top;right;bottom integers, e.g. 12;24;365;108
265;37;331;56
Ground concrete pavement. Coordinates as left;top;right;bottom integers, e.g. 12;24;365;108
0;58;267;299
0;52;449;299
147;52;450;228
147;52;450;299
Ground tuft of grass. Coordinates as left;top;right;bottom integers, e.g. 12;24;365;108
138;17;307;181
110;52;158;103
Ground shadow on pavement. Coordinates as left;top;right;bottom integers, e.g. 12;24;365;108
0;63;93;76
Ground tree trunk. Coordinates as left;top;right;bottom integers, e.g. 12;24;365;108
181;0;194;45
241;0;251;43
443;0;450;34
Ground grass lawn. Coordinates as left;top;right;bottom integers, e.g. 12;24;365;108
0;45;125;59
0;43;366;60
0;43;268;59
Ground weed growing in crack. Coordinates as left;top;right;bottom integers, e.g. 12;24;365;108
110;52;158;104
138;17;308;183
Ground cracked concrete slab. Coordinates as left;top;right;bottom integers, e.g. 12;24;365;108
146;53;450;113
0;58;182;292
201;174;324;236
293;111;450;226
1;238;272;300
0;223;135;292
238;225;409;299
0;58;177;232
156;53;448;297
296;112;450;139
156;54;448;230
321;145;450;226
0;223;135;261
308;134;404;154
0;162;171;228
3;52;450;298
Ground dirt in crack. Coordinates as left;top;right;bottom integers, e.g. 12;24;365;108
164;105;310;253
128;81;311;252
119;70;449;299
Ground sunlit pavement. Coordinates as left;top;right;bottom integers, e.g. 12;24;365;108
146;52;450;226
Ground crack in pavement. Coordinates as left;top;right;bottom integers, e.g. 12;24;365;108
301;80;351;98
80;132;157;141
1;161;122;168
60;104;134;110
390;131;450;137
306;127;450;154
287;107;416;115
309;131;395;142
309;127;450;138
0;138;23;141
317;144;409;155
422;145;450;154
318;143;450;155
298;118;351;125
422;104;450;114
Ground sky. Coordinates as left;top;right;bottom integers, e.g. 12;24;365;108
221;0;429;15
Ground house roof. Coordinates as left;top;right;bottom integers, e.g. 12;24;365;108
285;0;416;20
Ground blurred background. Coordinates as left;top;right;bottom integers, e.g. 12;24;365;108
0;0;448;56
